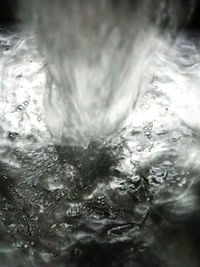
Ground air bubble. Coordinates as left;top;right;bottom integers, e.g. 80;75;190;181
73;248;82;257
136;145;142;152
17;105;24;111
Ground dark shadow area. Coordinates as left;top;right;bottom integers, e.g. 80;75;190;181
56;143;116;181
0;0;19;27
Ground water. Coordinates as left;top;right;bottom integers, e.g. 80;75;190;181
0;1;200;266
21;0;189;147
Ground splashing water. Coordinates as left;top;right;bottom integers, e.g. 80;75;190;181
21;0;188;146
0;0;200;266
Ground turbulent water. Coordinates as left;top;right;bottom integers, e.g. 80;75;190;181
0;1;200;267
21;0;191;147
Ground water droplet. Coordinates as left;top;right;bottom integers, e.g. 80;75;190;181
145;131;151;137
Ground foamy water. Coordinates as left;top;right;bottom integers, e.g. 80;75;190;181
20;0;189;147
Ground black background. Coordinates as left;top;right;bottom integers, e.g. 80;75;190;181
0;0;18;26
0;0;200;30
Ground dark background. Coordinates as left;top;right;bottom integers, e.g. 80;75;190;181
188;0;200;30
0;0;200;30
0;0;18;26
